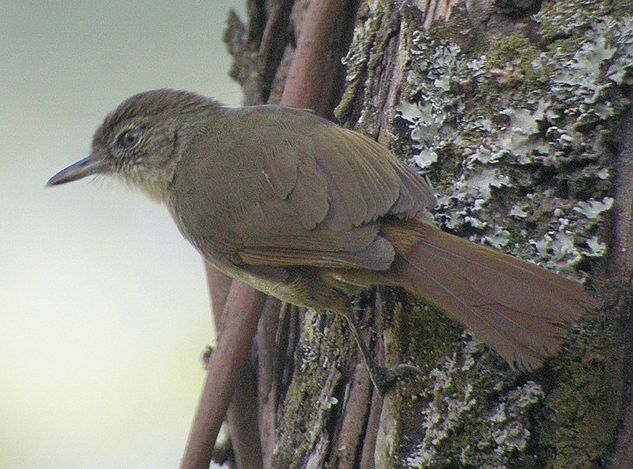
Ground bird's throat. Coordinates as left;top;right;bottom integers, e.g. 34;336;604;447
122;158;179;204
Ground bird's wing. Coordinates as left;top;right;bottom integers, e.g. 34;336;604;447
174;106;436;271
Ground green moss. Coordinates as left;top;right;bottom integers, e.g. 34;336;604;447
485;33;541;86
272;310;351;468
424;4;482;54
390;295;463;371
386;293;546;468
533;313;625;468
335;1;396;124
382;296;625;468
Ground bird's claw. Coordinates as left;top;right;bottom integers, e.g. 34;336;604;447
371;363;423;395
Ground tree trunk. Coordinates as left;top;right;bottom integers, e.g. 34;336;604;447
222;1;633;467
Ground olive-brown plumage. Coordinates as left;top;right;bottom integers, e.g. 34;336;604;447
48;89;597;380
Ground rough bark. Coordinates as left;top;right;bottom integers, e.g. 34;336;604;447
222;0;633;467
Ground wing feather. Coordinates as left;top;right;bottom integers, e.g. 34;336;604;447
174;105;436;272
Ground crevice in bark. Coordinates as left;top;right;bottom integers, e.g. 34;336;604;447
605;90;633;469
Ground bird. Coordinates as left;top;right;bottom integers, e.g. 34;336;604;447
48;89;597;393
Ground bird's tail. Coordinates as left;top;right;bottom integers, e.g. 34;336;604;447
381;220;597;369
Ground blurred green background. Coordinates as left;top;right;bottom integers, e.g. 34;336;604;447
1;1;244;468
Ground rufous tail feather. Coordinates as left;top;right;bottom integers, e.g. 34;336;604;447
382;220;597;369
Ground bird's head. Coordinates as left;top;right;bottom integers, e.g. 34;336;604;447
47;89;220;202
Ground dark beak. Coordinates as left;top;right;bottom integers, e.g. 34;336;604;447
47;155;112;186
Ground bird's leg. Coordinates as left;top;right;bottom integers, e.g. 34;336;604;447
339;302;421;395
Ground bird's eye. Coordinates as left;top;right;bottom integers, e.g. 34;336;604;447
117;128;142;149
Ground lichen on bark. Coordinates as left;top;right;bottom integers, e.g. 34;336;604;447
336;0;632;467
272;309;352;468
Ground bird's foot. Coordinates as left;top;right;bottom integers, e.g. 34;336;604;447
370;362;423;395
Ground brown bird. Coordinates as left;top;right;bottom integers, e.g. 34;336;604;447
48;89;596;392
